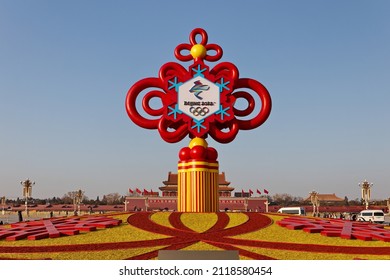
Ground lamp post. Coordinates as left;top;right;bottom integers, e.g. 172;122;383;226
309;190;320;217
244;197;249;212
1;196;5;215
359;180;372;210
124;199;129;212
73;189;84;216
264;200;269;213
145;197;149;212
72;192;77;214
20;178;35;217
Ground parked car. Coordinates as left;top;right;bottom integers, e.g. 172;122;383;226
357;209;385;223
277;207;306;216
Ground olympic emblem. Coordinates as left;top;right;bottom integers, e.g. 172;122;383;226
189;106;210;116
125;28;272;143
189;80;210;100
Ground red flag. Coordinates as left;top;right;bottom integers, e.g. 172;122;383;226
128;188;134;194
264;189;269;194
241;189;245;197
143;189;149;195
136;188;141;194
249;189;253;196
257;189;261;195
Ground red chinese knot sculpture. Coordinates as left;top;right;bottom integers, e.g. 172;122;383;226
125;28;272;143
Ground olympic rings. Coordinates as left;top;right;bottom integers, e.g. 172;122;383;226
189;106;209;116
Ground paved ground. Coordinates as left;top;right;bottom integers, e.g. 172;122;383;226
2;211;390;225
385;214;390;225
0;211;75;224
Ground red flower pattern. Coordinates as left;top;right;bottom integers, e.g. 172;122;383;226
1;213;390;260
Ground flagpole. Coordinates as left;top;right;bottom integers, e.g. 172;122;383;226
263;188;269;212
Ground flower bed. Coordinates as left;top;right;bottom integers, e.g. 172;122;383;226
0;212;389;260
277;216;390;241
0;216;122;241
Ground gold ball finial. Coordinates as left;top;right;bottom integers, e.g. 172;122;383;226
190;44;207;59
189;137;208;148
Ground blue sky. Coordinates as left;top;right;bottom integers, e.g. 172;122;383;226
1;0;389;201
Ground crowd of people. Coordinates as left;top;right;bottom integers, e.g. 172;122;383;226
313;212;357;220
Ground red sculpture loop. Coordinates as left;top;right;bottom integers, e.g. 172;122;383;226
125;28;272;143
174;28;223;62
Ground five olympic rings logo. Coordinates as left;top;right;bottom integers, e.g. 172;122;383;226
189;106;209;116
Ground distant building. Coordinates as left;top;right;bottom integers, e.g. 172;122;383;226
159;171;235;197
304;193;344;204
125;171;267;212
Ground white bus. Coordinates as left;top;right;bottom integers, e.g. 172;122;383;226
277;207;306;216
357;210;385;223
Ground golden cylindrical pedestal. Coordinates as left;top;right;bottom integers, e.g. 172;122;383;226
177;138;219;212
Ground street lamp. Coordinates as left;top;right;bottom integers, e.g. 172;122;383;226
72;189;84;216
309;190;320;217
359;180;372;210
264;200;269;213
20;178;35;217
1;196;5;215
124;199;129;212
145;197;149;212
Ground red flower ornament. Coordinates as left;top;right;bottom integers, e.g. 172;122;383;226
125;28;272;143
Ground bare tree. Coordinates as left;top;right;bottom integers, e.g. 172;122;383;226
102;193;122;205
62;191;89;204
272;193;303;206
61;192;74;204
